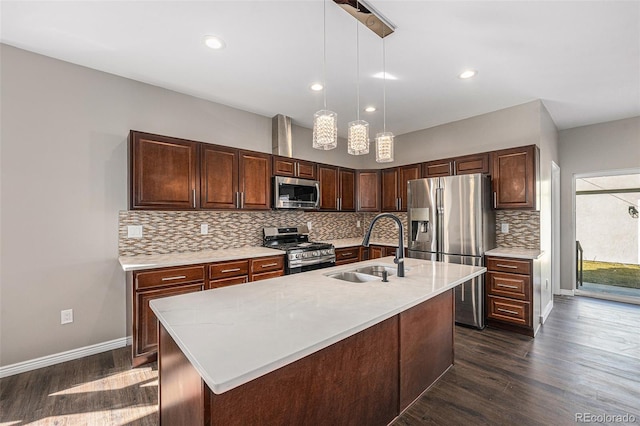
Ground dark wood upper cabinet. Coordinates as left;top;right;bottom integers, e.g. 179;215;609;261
422;153;489;178
239;151;271;210
319;165;338;210
381;168;399;212
318;165;354;211
129;131;199;210
200;144;238;209
454;152;490;175
339;169;356;211
492;145;539;210
357;170;380;212
382;164;420;212
273;156;317;180
422;159;453;178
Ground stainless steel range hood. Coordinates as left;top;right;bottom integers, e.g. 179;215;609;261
272;114;292;158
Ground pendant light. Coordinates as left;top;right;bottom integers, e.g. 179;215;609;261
375;29;394;163
313;0;338;150
347;1;369;156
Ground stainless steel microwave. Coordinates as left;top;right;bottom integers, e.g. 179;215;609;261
273;176;320;209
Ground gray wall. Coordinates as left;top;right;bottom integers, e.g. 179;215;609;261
558;116;640;291
0;44;365;367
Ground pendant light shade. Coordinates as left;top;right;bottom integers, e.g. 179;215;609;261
313;0;338;150
313;110;338;150
348;120;369;155
375;131;394;162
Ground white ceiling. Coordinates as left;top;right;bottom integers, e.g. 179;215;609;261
2;1;639;137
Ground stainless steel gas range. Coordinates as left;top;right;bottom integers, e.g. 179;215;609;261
263;226;335;274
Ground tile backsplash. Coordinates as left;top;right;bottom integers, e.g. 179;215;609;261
119;209;537;256
495;210;540;249
119;210;367;256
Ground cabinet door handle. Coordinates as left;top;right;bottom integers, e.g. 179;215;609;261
296;163;299;176
240;192;244;209
221;268;241;273
192;189;196;208
497;283;519;289
497;308;519;315
449;162;453;176
496;264;518;269
162;275;187;281
453;160;456;175
336;197;339;211
342;252;353;256
261;262;279;268
493;192;497;209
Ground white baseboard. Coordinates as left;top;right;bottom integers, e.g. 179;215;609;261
558;289;575;296
0;336;132;379
540;299;554;324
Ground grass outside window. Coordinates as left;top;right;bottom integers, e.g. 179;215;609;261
582;261;640;289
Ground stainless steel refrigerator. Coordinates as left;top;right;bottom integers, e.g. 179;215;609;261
407;174;495;329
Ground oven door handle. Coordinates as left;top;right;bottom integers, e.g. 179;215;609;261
289;256;336;267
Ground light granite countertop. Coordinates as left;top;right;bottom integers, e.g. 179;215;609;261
118;247;284;271
485;247;544;260
149;256;485;395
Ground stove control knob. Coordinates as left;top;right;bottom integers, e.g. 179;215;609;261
313;251;319;257
302;253;308;258
321;249;328;255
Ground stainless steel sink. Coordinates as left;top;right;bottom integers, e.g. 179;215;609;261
353;265;397;277
324;264;409;283
325;271;380;283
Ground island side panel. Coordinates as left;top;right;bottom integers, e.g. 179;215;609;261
159;324;209;426
399;289;454;411
206;316;399;426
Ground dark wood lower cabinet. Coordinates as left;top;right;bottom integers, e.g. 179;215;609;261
158;289;454;425
135;283;204;366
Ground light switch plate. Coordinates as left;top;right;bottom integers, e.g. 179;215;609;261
307;221;312;231
201;224;208;235
501;223;509;234
127;225;143;238
61;309;73;325
357;220;361;228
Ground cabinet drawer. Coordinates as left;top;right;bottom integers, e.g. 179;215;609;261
252;270;284;282
251;256;284;274
209;260;250;279
335;247;359;261
135;265;205;290
487;296;531;327
487;271;531;300
210;275;249;289
486;257;531;275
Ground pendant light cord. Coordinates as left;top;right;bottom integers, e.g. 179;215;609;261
323;0;327;110
382;29;386;133
356;1;360;121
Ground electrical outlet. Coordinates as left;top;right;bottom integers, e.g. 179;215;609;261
307;221;312;231
61;309;73;325
127;225;143;238
501;223;509;234
356;220;361;228
200;224;208;235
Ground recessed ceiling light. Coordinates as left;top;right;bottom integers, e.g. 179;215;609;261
373;72;398;80
458;69;477;79
310;83;324;91
204;35;226;50
364;106;376;112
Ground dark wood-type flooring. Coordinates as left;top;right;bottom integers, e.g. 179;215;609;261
1;295;639;425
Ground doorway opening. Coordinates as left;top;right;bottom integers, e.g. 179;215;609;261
574;169;640;303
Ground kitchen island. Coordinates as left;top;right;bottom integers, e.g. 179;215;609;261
150;257;485;425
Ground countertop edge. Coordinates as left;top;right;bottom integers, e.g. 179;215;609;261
119;247;284;271
485;248;544;260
